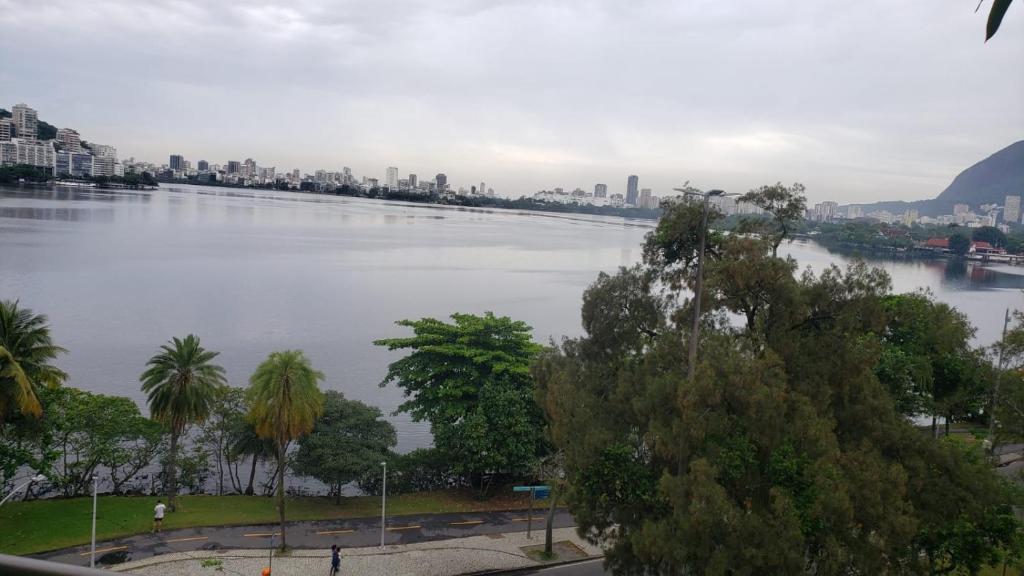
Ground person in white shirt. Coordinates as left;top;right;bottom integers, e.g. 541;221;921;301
153;500;166;533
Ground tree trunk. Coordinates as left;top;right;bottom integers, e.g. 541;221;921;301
544;486;559;556
168;429;179;512
945;413;951;438
245;454;258;496
217;436;225;496
931;416;937;439
276;443;287;549
335;478;341;505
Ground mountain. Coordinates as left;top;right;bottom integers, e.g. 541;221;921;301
853;140;1024;217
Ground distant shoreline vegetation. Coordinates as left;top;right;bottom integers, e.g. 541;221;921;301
0;164;158;189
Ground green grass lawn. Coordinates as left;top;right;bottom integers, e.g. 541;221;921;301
0;490;530;556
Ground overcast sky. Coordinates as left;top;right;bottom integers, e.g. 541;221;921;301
1;0;1021;203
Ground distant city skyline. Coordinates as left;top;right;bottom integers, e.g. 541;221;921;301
1;1;1020;204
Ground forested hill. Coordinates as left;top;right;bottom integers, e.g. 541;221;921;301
853;140;1024;216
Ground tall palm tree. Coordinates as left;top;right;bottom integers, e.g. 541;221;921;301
140;335;226;511
247;350;324;549
0;300;66;425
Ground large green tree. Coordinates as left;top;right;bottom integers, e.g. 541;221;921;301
140;335;226;511
198;386;248;495
293;391;396;503
375;312;545;495
247;350;324;549
534;198;1020;574
738;182;807;257
877;292;988;436
0;300;66;424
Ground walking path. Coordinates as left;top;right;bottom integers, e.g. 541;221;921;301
109;527;603;576
38;510;577;569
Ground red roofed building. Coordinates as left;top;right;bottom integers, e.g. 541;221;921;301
924;237;949;250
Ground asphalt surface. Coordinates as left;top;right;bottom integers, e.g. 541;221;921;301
36;509;577;568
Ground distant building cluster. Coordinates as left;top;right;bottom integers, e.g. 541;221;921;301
0;103;122;177
810;195;1024;232
532;175;662;209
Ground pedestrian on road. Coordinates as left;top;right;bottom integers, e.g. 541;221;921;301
330;544;340;575
152;499;166;533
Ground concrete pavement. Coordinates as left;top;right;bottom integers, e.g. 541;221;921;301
106;527;604;576
37;509;577;568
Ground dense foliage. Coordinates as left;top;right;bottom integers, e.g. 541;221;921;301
293;390;396;503
376;312;546;495
534;188;1023;575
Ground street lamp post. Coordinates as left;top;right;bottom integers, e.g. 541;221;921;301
90;474;98;568
380;461;387;549
0;474;46;507
672;188;726;381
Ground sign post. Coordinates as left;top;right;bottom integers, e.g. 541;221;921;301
513;485;550;540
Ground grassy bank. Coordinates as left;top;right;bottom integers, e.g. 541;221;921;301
0;490;529;556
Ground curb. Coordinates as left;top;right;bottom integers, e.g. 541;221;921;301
466;555;605;575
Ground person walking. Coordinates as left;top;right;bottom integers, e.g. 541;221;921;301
330;544;340;575
152;499;166;533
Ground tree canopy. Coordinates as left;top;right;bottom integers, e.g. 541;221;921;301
0;300;66;424
533;192;1021;575
375;312;545;494
293;390;396;503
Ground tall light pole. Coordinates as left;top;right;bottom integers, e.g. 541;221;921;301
90;473;98;568
380;461;387;549
673;188;726;381
0;474;46;507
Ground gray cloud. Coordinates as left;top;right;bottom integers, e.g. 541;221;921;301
1;0;1021;203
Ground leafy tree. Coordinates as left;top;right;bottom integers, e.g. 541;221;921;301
375;312;545;496
140;335;226;511
972;226;1007;248
31;386;162;496
358;448;462;495
198;387;247;495
534;198;1020;574
293;391;396;503
877;293;987;435
247;350;324;549
738;182;807;257
0;300;66;424
949;233;972;256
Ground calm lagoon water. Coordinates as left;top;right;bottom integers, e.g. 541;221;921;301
2;184;1022;451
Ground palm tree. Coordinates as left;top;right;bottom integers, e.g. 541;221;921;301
0;300;67;425
140;335;226;511
247;350;324;549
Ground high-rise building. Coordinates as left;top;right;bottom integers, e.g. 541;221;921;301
846;205;863;219
1005;195;1021;224
243;158;256;177
953;203;970;216
409;174;417;188
435;173;447;191
626;175;639;206
594;183;607;198
91;144;117;159
386;166;399;189
12;104;38;141
0;119;12;141
480;182;486;196
56;128;82;152
227;160;241;174
169;155;185;171
639;188;652;209
197;160;209;172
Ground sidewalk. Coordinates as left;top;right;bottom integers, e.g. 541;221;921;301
111;527;603;576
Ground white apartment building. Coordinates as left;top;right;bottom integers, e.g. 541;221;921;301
12;103;38;140
1005;195;1021;224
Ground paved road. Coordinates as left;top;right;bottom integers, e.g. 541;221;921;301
36;509;576;568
